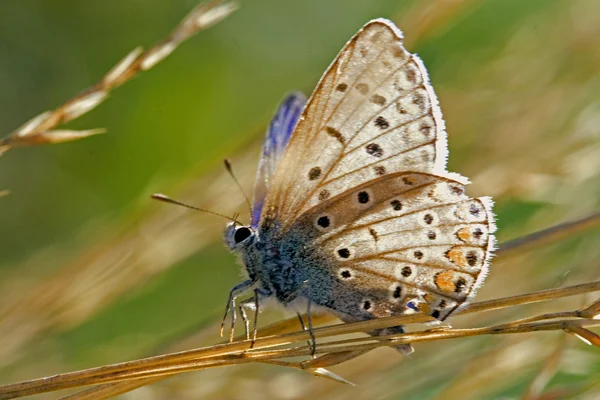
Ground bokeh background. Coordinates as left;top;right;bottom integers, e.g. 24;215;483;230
1;0;600;398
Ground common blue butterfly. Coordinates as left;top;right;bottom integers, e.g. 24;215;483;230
222;19;496;354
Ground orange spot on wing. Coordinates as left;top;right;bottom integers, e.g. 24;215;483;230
447;247;468;268
434;271;457;293
418;303;432;313
456;227;472;242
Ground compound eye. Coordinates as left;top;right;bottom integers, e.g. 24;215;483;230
234;227;252;243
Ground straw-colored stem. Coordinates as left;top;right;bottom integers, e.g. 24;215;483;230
0;0;237;155
1;280;598;400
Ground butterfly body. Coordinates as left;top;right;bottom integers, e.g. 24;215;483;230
226;219;312;306
222;18;496;353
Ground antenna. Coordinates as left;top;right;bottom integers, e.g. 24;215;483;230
151;193;239;224
223;159;253;221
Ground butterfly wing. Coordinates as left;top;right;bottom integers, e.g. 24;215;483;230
287;172;495;324
260;19;451;230
252;92;306;227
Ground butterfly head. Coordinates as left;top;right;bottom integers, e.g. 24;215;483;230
224;222;256;252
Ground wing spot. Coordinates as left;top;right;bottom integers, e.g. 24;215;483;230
434;271;457;293
393;286;402;299
424;293;435;304
455;277;467;293
445;247;465;267
402;177;414;185
392;47;406;59
412;93;426;111
373;165;386;175
427;188;440;201
401;266;412;277
396;103;408;114
363;300;372;311
456;227;471;243
423;214;434;225
413;250;423;260
420;123;432;136
370;94;386;105
374;116;390;129
427;231;437;240
315;214;331;230
405;67;417;84
355;82;369;95
337;248;352;259
325;126;345;144
318;190;330;201
391;200;403;211
357;190;370;204
339;269;352;279
466;251;478;266
470;203;481;216
366;143;384;157
308;167;321;180
431;309;441;319
336;82;348;92
450;185;464;195
473;227;484;239
369;228;379;241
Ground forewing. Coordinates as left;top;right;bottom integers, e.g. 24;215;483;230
261;19;449;230
289;173;496;322
252;92;306;227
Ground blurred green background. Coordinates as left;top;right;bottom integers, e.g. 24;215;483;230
1;0;599;398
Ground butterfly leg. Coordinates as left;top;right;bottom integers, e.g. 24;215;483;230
220;279;255;342
296;312;307;331
295;312;316;356
249;287;270;349
239;296;256;341
290;281;317;357
305;295;317;357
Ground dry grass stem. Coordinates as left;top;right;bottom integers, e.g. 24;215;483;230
1;279;598;399
0;0;237;156
496;210;600;259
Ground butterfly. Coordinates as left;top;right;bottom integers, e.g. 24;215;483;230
222;18;496;354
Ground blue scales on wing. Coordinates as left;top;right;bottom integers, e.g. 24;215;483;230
251;92;307;227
